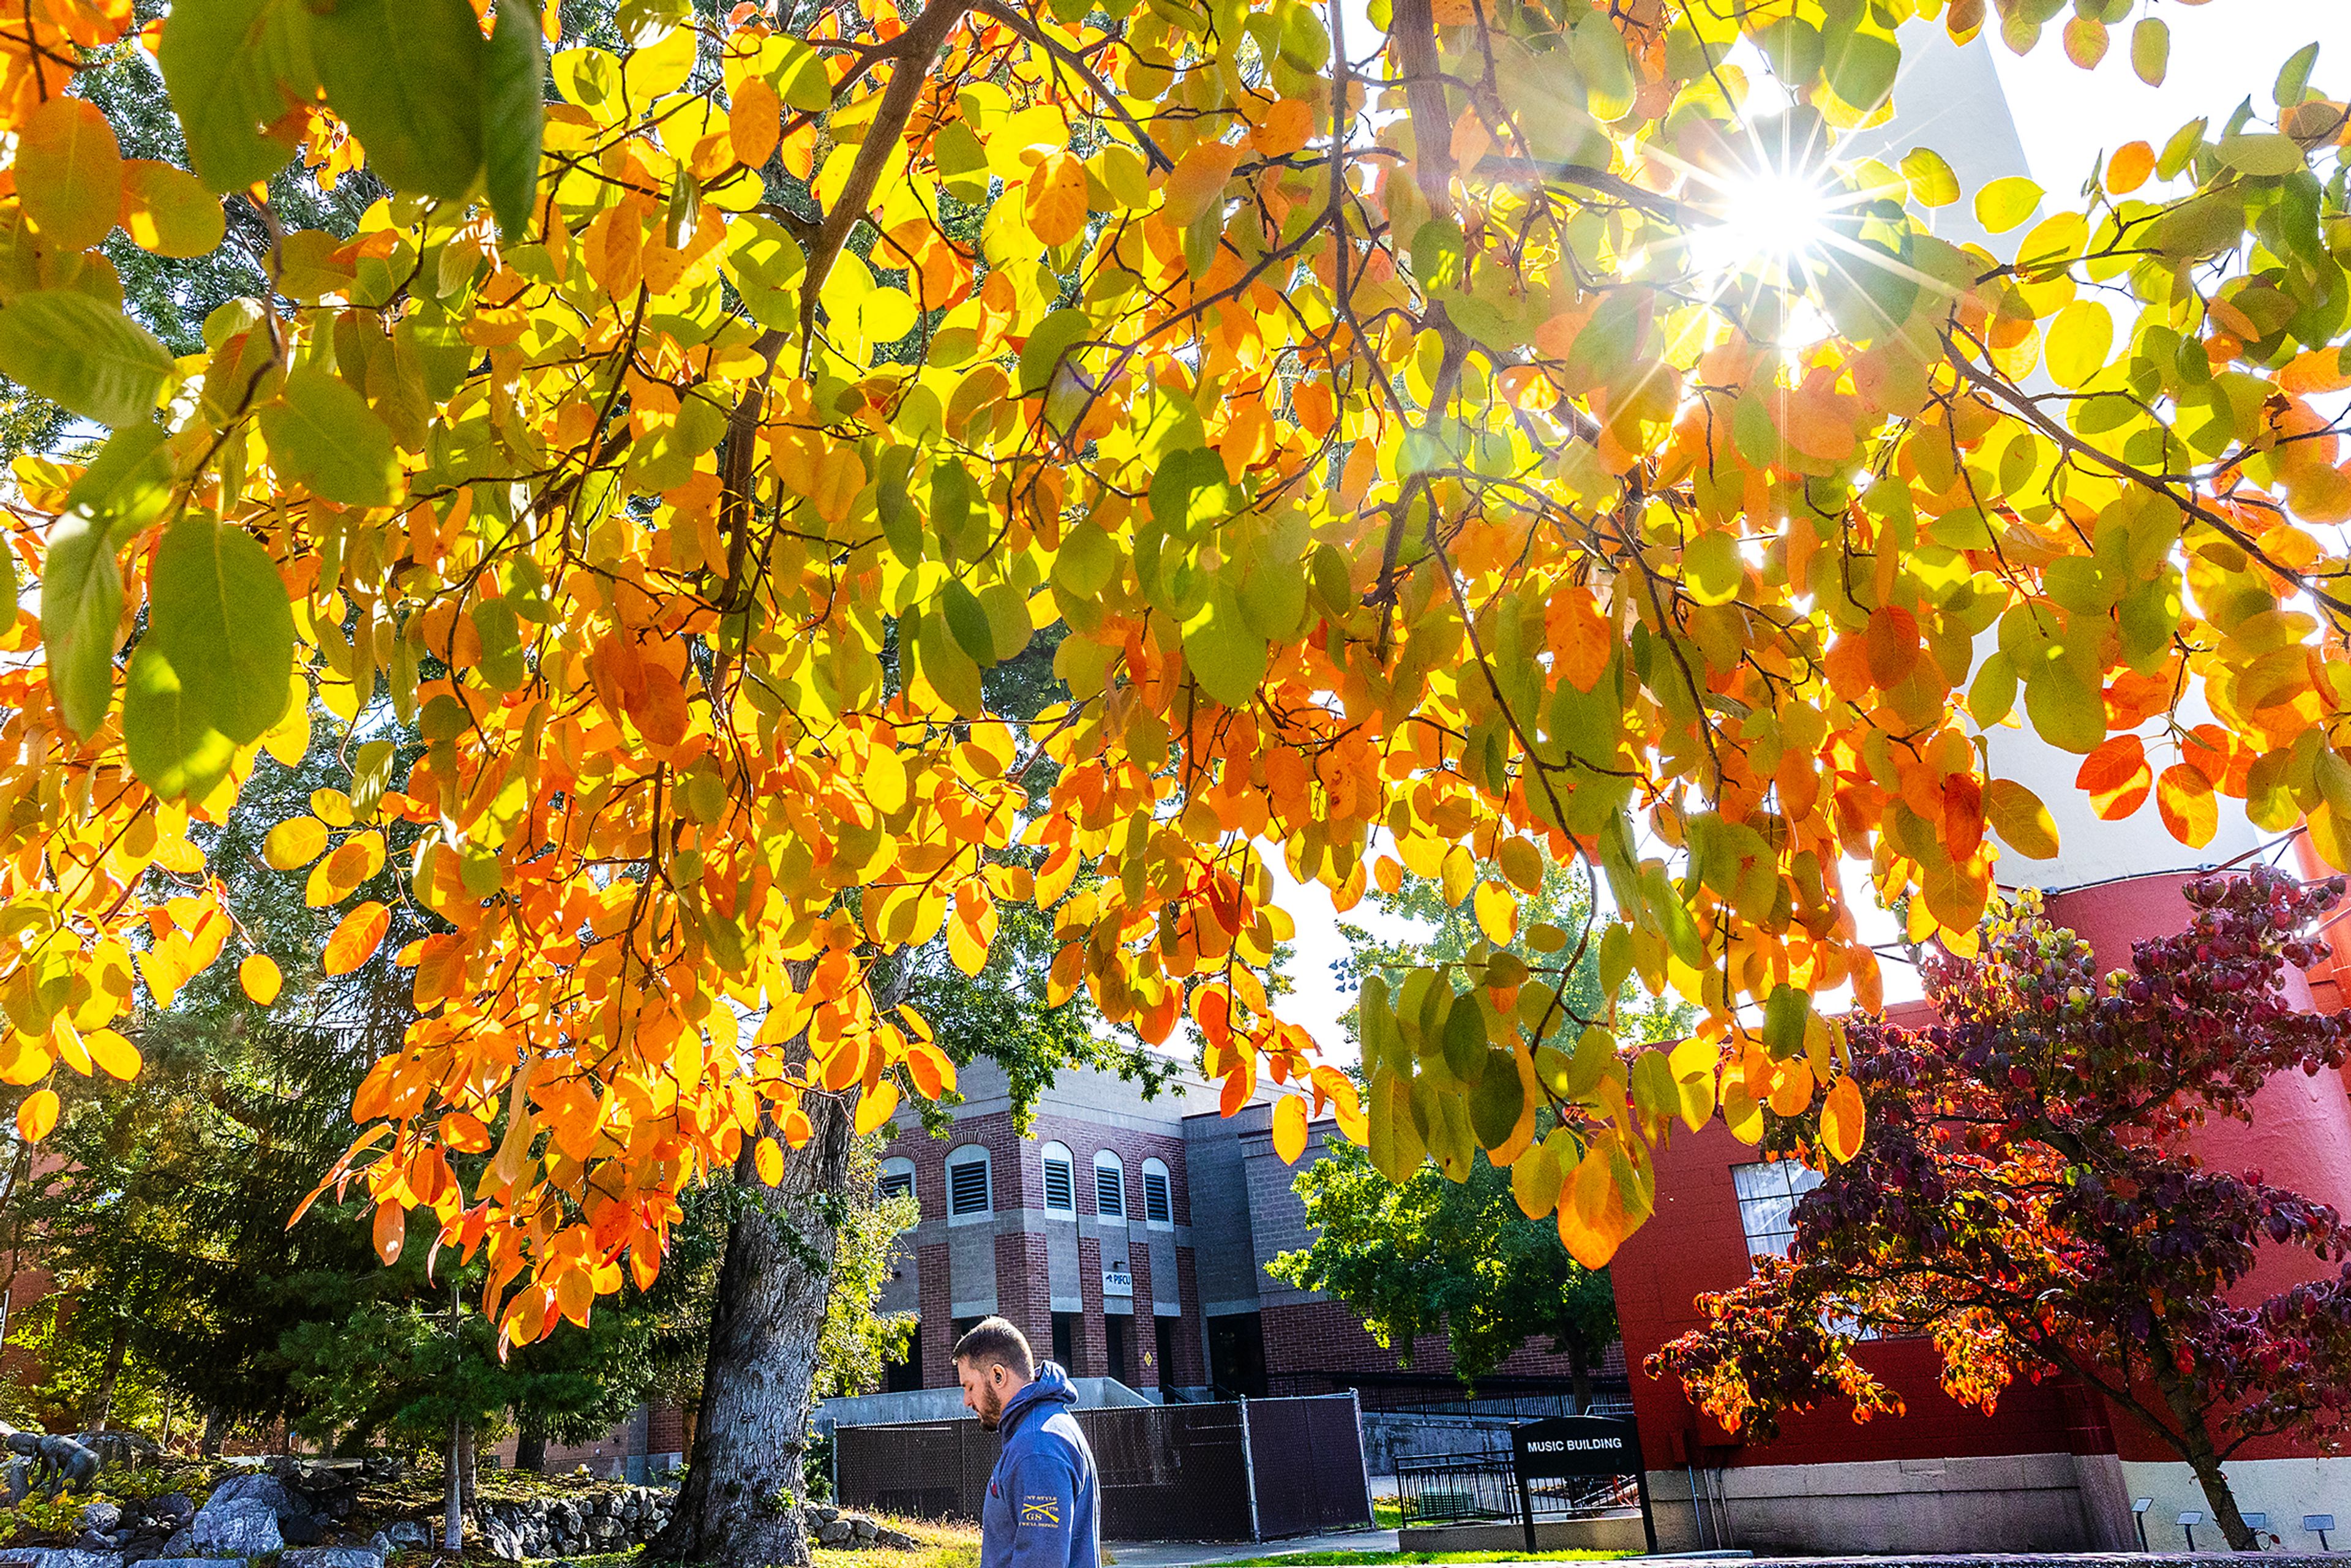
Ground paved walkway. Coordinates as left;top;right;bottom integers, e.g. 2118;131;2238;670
1106;1529;1401;1566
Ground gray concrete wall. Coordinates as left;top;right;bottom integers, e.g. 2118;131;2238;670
1641;1452;2134;1556
1357;1412;1517;1479
1181;1112;1261;1315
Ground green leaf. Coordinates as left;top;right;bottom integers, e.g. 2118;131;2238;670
1973;175;2042;234
312;0;487;201
1900;147;1959;208
123;643;238;801
1440;992;1487;1086
1824;28;1899;111
1682;528;1742;606
66;422;175;544
0;291;173;428
1468;1050;1524;1149
259;369;402;508
876;445;921;565
1569;14;1635;122
145;516;296;745
1018;307;1092;397
2219;132;2304;177
156;0;318;192
1762;983;1810;1057
39;514;124;738
484;0;547;238
940;579;996;667
2131;16;2169;87
2276;41;2320;108
1179;579;1267;709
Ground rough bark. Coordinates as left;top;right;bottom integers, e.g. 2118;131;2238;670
2155;1359;2255;1550
648;1088;856;1568
200;1406;225;1458
83;1317;128;1433
514;1430;549;1474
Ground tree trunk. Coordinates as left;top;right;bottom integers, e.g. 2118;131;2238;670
2154;1359;2255;1550
648;1090;855;1568
83;1318;128;1435
443;1416;465;1552
200;1406;225;1458
459;1421;478;1510
515;1430;548;1474
1567;1340;1593;1414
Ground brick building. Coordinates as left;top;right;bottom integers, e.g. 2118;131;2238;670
828;1055;1612;1425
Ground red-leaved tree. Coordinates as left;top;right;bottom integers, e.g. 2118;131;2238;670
1651;869;2351;1550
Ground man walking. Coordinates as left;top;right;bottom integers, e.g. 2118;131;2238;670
955;1318;1100;1568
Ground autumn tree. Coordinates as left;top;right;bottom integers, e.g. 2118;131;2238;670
4;0;2351;1560
1650;870;2351;1553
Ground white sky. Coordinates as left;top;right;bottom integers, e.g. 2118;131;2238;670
1270;6;2351;1055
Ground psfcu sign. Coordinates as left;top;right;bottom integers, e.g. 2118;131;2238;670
1508;1416;1655;1555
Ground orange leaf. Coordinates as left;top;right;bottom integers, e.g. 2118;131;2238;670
17;96;121;253
1161;141;1242;227
729;77;781;170
325;902;391;976
1024;151;1089;247
240;952;283;1006
1272;1095;1308;1164
373;1199;406;1265
15;1089;58;1143
1864;606;1920;689
2106;140;2154;194
1556;1142;1629;1269
2076;734;2151;820
2156;763;2217;848
1821;1075;1865;1163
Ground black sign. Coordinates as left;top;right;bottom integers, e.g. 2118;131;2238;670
1509;1416;1655;1555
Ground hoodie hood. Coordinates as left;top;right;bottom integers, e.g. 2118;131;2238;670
1000;1360;1078;1435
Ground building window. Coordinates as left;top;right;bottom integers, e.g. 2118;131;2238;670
879;1157;917;1217
883;1323;922;1392
1733;1159;1824;1262
1052;1311;1079;1373
1041;1142;1076;1215
1093;1150;1126;1221
947;1145;992;1220
1141;1158;1172;1226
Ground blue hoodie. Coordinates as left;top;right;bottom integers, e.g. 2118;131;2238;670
981;1362;1100;1568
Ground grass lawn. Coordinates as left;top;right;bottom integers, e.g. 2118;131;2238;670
511;1514;980;1568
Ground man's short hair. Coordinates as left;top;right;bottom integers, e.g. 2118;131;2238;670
953;1316;1035;1379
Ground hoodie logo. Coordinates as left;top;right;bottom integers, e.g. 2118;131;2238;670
1020;1496;1062;1528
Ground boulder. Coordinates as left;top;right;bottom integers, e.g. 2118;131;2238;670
151;1496;194;1528
153;1529;194;1558
16;1551;126;1568
130;1559;244;1568
816;1520;853;1546
200;1475;293;1518
189;1498;283;1558
876;1529;920;1550
381;1520;433;1551
280;1549;384;1568
81;1502;122;1536
851;1515;879;1542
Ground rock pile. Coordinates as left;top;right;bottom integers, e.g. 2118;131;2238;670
800;1504;920;1551
472;1484;674;1562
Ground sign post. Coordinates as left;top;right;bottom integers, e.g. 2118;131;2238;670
1509;1416;1656;1556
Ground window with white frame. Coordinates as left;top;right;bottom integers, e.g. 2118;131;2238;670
1041;1142;1076;1215
879;1157;917;1214
1093;1150;1126;1221
1141;1158;1172;1226
947;1144;992;1220
1733;1160;1824;1262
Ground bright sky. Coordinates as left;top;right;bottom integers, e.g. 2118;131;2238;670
1269;4;2351;1056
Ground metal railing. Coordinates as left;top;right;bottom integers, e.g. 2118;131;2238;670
1395;1452;1640;1527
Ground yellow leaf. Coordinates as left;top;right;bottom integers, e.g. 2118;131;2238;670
85;1028;140;1082
857;1079;901;1135
1472;880;1517;946
1985;778;2060;859
16;1089;59;1142
1272;1094;1309;1164
755;1134;783;1186
240;952;283;1006
1821;1075;1866;1163
265;816;330;871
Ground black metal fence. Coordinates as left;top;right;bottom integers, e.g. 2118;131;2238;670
836;1394;1371;1542
1396;1452;1639;1526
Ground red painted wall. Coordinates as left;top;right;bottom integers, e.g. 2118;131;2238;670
1613;1115;2113;1470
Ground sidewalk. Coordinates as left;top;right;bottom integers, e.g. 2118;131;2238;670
1106;1529;1402;1567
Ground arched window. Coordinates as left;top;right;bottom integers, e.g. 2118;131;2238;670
947;1144;992;1220
1141;1157;1172;1227
1093;1150;1127;1222
879;1156;917;1217
1041;1142;1076;1215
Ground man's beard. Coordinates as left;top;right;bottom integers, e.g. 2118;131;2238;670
975;1389;1005;1430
